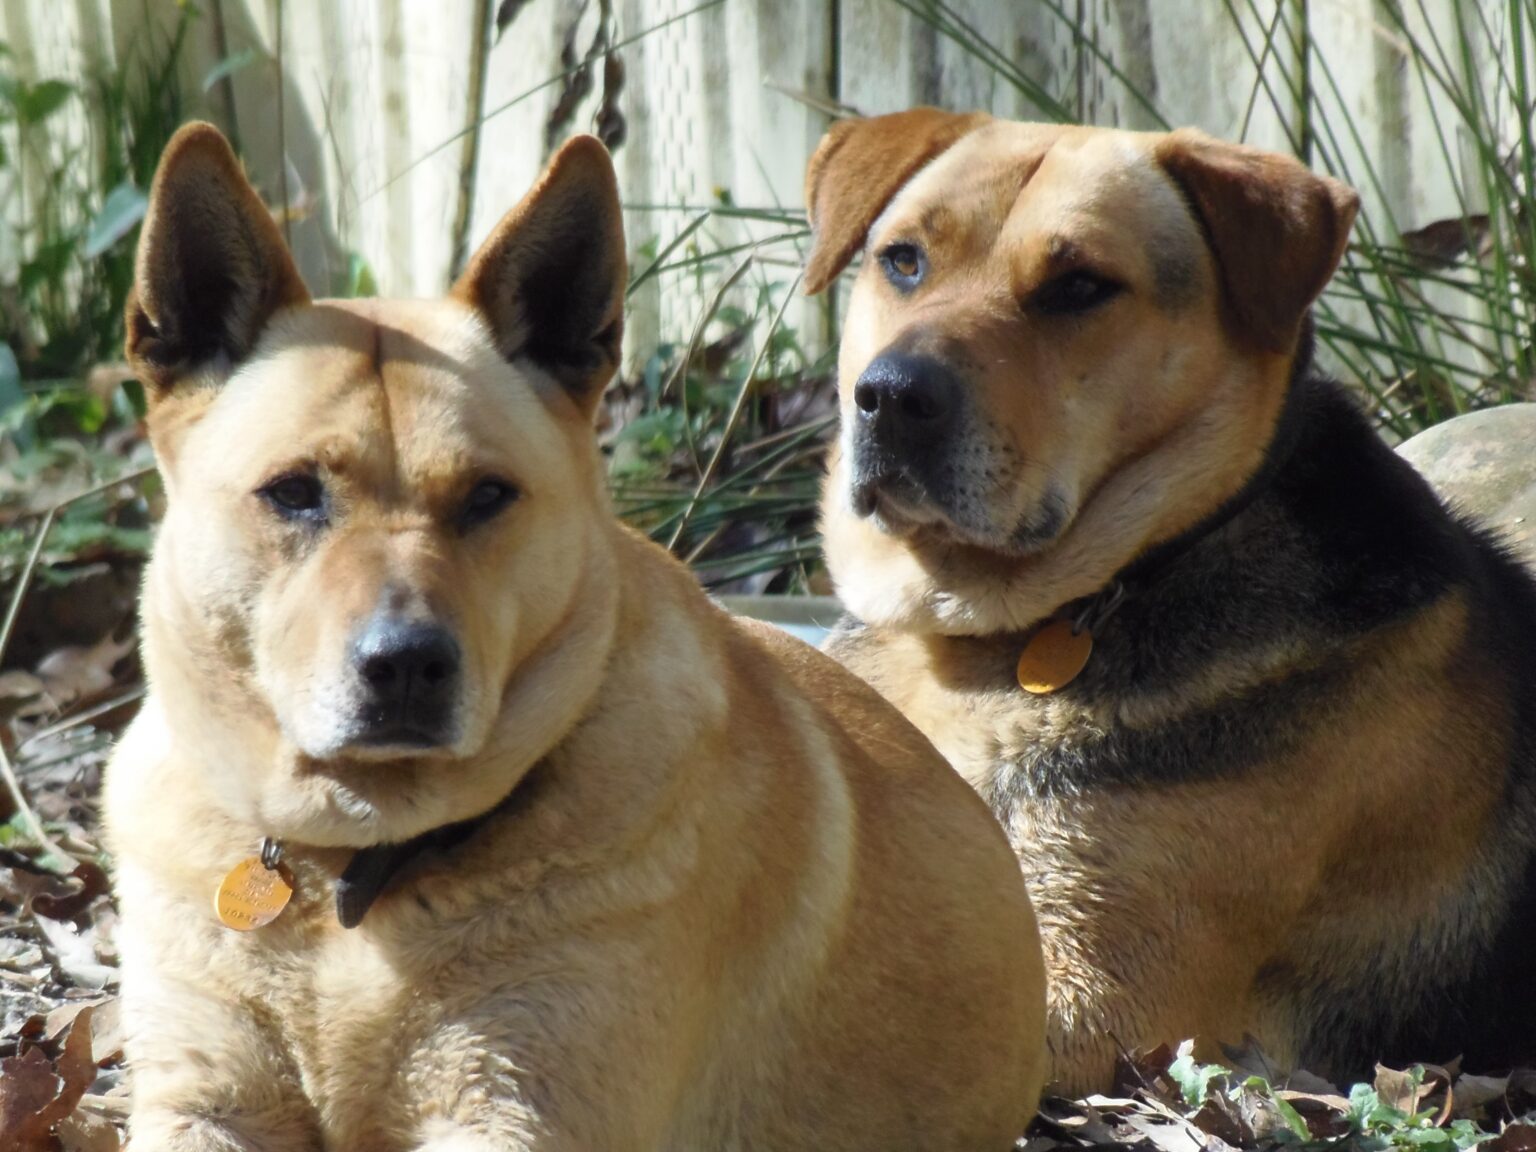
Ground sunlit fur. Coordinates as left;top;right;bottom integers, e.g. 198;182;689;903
106;124;1047;1152
139;299;607;847
822;121;1292;636
809;110;1536;1093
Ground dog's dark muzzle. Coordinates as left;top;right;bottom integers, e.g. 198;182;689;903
850;352;963;514
348;616;461;748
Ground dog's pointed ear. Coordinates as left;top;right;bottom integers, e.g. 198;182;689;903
1155;129;1359;354
453;134;625;419
802;107;990;295
126;122;309;395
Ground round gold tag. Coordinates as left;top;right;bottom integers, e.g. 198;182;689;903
214;856;294;931
1016;619;1093;695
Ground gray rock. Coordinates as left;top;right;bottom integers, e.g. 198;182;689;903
1398;404;1536;571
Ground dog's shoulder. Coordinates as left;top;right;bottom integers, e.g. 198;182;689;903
734;614;935;776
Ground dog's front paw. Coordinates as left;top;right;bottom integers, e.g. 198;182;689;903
413;1130;512;1152
127;1109;319;1152
414;1116;547;1152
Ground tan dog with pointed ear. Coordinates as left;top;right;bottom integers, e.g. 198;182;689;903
806;108;1536;1092
105;122;1047;1152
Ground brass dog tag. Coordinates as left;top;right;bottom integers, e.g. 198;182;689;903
215;855;294;931
1016;619;1093;695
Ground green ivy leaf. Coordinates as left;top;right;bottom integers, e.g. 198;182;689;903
84;182;148;258
15;78;72;125
0;341;33;452
343;252;377;298
1169;1052;1229;1108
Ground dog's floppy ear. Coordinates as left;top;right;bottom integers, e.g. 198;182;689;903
802;107;990;295
1155;129;1359;354
454;134;625;419
126;122;309;394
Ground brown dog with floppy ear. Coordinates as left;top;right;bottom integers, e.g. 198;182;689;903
106;121;1047;1151
807;108;1536;1093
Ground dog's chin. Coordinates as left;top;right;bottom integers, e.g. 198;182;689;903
849;480;1072;560
251;765;407;848
281;700;479;766
853;483;949;539
258;762;500;848
252;746;482;848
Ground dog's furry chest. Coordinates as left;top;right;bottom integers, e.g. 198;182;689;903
206;905;614;1148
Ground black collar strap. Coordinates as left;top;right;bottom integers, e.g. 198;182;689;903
334;770;533;929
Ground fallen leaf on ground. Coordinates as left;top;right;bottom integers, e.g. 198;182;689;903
1490;1123;1536;1152
0;1008;98;1151
35;634;134;711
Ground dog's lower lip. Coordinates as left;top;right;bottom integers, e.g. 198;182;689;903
852;483;880;517
353;726;450;751
852;473;924;522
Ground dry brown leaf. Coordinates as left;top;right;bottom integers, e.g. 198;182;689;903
1122;1111;1205;1152
0;1046;64;1152
1115;1042;1176;1096
0;1013;98;1152
83;999;122;1064
1454;1073;1512;1118
1399;214;1492;267
1230;1082;1298;1144
1490;1123;1536;1152
1375;1063;1435;1117
1037;1100;1122;1145
0;670;47;724
0;862;73;909
1276;1088;1352;1113
35;634;134;710
42;998;119;1066
32;861;110;922
75;1093;129;1120
1189;1092;1252;1147
1282;1067;1341;1096
54;1008;101;1105
57;1108;121;1152
43;999;99;1041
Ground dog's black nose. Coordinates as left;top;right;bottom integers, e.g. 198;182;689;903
350;618;460;746
853;353;961;450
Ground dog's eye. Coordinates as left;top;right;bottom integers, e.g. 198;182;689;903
461;479;519;528
259;473;325;519
1032;270;1124;316
878;243;926;289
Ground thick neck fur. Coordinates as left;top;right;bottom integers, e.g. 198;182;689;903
881;372;1475;802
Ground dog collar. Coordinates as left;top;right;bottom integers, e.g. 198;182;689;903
333;797;510;929
1014;581;1127;694
214;772;532;932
